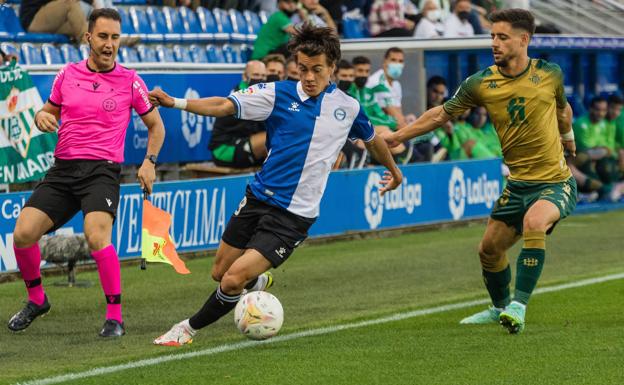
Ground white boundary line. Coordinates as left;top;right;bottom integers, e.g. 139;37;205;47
15;272;624;385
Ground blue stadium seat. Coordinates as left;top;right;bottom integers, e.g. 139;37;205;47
162;7;196;43
196;7;228;43
21;43;44;65
173;44;192;62
116;7;140;39
239;43;251;62
243;10;262;36
155;44;175;62
342;16;370;39
258;10;268;24
119;46;140;63
229;9;253;42
0;5;69;43
189;44;208;63
206;44;225;63
221;44;241;64
129;6;165;43
137;44;158;62
41;43;63;64
147;6;182;42
213;8;245;43
79;44;89;60
178;6;213;43
0;42;21;62
60;44;81;63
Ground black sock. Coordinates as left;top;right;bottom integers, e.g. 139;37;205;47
189;285;241;330
244;277;258;290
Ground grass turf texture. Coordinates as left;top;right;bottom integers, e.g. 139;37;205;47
0;210;622;384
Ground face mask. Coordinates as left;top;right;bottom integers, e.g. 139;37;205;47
354;76;368;88
458;11;470;21
387;63;404;79
248;78;263;87
287;76;299;81
337;80;352;92
266;74;281;83
426;10;441;22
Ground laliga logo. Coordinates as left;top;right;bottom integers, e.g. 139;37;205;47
364;171;422;229
181;88;204;148
448;166;500;220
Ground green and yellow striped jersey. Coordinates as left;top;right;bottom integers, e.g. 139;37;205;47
443;58;571;182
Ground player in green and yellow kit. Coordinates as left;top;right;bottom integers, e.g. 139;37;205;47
384;9;577;334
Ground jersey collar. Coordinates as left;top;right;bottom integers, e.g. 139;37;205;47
296;81;337;102
497;58;532;79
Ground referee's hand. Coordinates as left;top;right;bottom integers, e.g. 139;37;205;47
35;111;59;133
138;159;156;194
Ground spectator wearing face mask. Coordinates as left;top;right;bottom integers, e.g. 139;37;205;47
366;47;408;129
208;61;269;168
251;0;298;60
414;0;444;38
443;0;474;38
263;54;287;82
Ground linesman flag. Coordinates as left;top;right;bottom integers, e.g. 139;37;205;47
141;197;190;274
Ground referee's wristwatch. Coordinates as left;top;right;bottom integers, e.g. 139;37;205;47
145;154;157;165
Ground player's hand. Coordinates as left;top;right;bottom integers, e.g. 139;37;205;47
381;131;402;149
379;169;402;196
148;88;174;108
137;159;156;194
562;139;576;158
35;110;59;132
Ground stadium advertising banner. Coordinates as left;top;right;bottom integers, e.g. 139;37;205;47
29;72;241;164
0;159;501;273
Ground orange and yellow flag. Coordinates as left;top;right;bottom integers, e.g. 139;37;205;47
141;199;190;274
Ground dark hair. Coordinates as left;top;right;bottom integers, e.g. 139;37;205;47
427;75;447;89
336;60;353;73
88;8;122;32
384;47;404;59
352;56;371;66
589;96;607;108
263;53;286;66
607;94;624;105
288;23;341;66
488;9;536;35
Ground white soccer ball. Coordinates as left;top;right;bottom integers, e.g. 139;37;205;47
234;291;284;340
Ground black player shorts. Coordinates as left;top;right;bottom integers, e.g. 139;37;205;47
221;187;316;267
24;158;121;233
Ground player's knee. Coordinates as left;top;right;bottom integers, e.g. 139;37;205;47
478;241;504;270
211;266;224;282
220;270;246;294
13;223;40;248
523;214;549;232
84;232;109;252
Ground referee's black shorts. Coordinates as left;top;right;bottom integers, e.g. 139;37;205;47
221;187;316;267
24;158;121;233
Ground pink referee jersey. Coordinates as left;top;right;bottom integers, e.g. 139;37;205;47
48;60;153;163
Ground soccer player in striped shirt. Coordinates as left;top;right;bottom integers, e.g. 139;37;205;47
8;9;165;337
150;24;402;346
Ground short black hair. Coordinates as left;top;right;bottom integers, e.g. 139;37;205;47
488;9;536;36
88;8;122;32
352;56;371;66
427;75;447;89
288;23;341;66
607;94;624;105
589;96;607;108
336;60;353;73
384;47;404;59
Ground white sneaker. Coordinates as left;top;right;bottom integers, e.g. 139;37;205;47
242;271;274;295
153;319;196;346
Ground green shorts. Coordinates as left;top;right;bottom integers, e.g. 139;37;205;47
490;176;577;234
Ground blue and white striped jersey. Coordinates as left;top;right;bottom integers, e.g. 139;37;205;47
228;80;375;218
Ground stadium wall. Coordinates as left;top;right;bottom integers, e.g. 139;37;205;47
0;158;502;273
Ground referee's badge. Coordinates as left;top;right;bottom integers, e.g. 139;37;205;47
334;108;346;121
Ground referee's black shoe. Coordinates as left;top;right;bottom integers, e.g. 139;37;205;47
8;295;51;332
99;319;125;337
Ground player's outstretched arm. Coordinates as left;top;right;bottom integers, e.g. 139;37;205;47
557;102;576;157
137;109;165;194
34;102;60;133
365;135;403;196
148;88;235;117
383;105;452;148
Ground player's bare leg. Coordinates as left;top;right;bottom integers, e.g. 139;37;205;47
500;200;560;334
84;211;125;337
212;241;272;294
8;208;54;332
460;218;520;325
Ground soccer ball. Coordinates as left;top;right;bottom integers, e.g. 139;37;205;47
234;291;284;340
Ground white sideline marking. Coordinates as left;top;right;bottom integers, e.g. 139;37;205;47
16;272;624;385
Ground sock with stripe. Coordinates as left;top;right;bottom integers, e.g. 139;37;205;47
92;245;123;323
189;285;241;330
14;243;46;306
482;264;512;309
514;231;546;305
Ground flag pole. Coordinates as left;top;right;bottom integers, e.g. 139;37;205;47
141;189;149;271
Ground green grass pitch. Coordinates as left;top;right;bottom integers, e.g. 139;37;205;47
0;210;622;385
